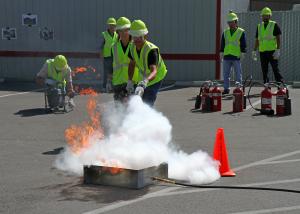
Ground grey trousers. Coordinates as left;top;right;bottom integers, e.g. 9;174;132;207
103;57;113;88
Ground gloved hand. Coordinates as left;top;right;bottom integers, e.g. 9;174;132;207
135;86;144;97
252;50;258;61
126;80;134;94
240;53;245;60
137;79;149;89
273;49;280;60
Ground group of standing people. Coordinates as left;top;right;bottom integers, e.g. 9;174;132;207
220;7;284;94
36;7;284;109
36;17;167;110
100;17;167;106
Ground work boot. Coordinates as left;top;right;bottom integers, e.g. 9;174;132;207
222;89;230;95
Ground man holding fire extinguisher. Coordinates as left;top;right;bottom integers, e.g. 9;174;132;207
220;12;247;95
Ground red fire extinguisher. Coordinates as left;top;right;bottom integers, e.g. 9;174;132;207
261;84;273;111
211;83;222;111
276;85;291;116
284;86;292;115
194;88;202;109
233;83;244;112
201;82;212;112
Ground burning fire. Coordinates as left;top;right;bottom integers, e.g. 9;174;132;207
73;66;87;73
102;160;125;174
102;166;124;175
79;88;98;96
64;89;103;154
64;87;123;174
73;65;96;74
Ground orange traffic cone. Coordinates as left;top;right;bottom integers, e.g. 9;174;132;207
213;128;236;177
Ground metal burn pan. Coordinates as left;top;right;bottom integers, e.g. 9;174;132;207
83;163;168;189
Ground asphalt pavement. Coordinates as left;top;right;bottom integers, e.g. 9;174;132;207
0;82;300;214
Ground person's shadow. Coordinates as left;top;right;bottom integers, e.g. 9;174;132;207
14;108;50;117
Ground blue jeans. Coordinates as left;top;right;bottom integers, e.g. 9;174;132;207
103;57;113;88
223;59;242;91
143;81;162;106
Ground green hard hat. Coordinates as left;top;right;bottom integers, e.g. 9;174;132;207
54;55;67;70
227;12;238;22
261;7;272;16
106;17;116;25
129;20;148;37
116;17;131;30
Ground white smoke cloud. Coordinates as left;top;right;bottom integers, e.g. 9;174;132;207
55;96;220;184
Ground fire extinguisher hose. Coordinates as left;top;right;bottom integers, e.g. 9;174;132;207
247;81;281;114
152;177;300;194
247;81;265;112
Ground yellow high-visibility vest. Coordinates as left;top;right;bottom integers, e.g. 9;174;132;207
112;41;139;86
102;31;118;57
258;21;277;52
224;27;244;57
46;59;66;87
130;41;167;87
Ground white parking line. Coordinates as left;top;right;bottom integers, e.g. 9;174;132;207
245;99;261;111
82;150;300;214
233;150;300;171
0;89;42;98
260;159;300;165
83;178;300;214
159;84;175;91
228;205;300;214
82;187;181;214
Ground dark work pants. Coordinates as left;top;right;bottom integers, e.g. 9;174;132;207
103;57;113;89
113;84;128;102
259;51;283;83
143;81;163;106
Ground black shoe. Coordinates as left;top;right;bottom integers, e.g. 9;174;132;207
222;89;230;95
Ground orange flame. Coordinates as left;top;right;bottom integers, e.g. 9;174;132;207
73;66;88;74
73;66;96;74
101;160;124;174
79;88;98;96
102;166;124;175
64;86;124;174
64;93;103;154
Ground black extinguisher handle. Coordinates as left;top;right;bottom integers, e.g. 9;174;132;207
284;98;292;115
243;94;247;109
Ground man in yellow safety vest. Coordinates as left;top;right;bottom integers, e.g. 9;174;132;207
36;55;75;108
126;20;167;106
101;17;118;92
220;12;246;94
252;7;284;83
111;17;139;102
